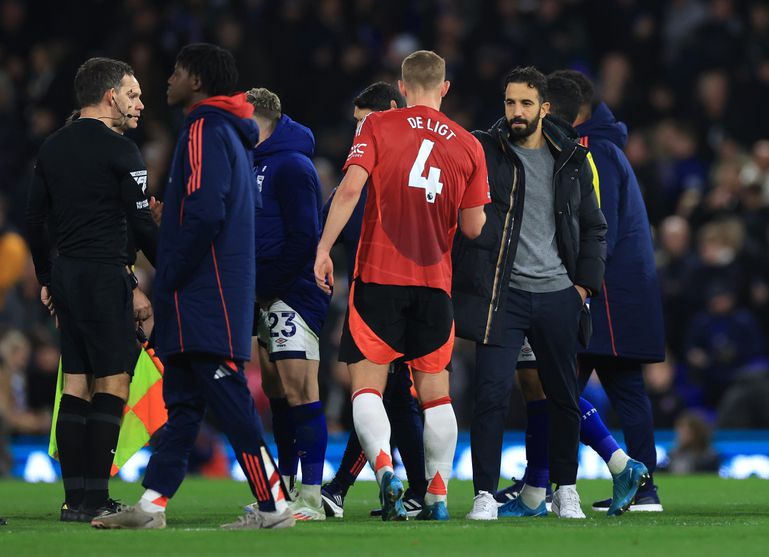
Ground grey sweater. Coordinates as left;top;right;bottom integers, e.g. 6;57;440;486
508;142;572;292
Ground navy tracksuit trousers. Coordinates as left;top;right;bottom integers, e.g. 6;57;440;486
471;286;583;493
143;352;280;510
578;354;657;478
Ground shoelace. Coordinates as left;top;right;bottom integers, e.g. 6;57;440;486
558;489;581;509
232;511;265;527
105;499;127;512
472;492;495;513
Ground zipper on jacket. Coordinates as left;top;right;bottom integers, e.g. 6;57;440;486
484;157;518;343
552;142;577;217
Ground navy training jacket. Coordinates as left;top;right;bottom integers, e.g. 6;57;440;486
154;95;260;361
577;103;665;363
253;115;329;335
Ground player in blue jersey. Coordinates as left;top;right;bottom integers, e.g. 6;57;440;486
318;82;428;519
246;88;330;521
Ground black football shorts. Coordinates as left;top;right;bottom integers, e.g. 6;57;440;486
51;256;139;377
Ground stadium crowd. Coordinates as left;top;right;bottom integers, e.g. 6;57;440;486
2;0;769;475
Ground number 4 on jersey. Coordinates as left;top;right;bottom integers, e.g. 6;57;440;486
409;139;444;203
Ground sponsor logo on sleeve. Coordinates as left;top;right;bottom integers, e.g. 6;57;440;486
131;170;148;194
347;143;367;160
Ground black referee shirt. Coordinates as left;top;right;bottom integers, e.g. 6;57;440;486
26;118;158;285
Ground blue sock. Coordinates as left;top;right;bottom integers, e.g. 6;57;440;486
269;398;297;479
578;397;621;463
524;400;549;488
291;401;328;486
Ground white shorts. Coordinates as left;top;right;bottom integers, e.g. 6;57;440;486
517;336;537;368
256;299;320;361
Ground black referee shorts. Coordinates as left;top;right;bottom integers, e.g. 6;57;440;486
51;256;139;377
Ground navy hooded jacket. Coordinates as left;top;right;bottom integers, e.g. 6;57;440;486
154;95;260;361
253;115;328;335
577;103;665;363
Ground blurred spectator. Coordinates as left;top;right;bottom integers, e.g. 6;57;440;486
663;410;720;474
739;139;769;202
661;0;708;67
0;194;29;327
654;120;708;217
716;361;769;429
0;328;50;434
656;216;699;358
24;330;58;412
692;160;743;227
644;357;686;428
684;282;766;408
688;220;747;315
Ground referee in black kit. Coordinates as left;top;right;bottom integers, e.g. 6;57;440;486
26;58;157;522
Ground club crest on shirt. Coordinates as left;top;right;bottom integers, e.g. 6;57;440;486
255;165;266;193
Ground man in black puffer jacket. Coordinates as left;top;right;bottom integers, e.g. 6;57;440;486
454;67;606;520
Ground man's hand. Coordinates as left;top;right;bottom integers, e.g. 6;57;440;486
40;286;53;314
40;286;58;327
575;285;589;305
314;249;334;295
149;196;163;226
133;287;153;322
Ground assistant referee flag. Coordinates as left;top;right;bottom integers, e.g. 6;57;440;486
48;336;167;475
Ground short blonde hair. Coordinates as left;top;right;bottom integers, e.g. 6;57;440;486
401;50;445;90
246;87;282;122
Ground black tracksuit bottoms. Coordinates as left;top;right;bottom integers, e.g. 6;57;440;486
471;286;583;493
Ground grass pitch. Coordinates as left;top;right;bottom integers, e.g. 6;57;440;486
1;477;767;556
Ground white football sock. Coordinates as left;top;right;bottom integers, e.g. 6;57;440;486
519;484;546;509
607;449;631;476
299;483;322;508
422;397;457;506
352;389;393;485
139;489;167;513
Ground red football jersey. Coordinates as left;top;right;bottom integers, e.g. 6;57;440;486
342;105;490;293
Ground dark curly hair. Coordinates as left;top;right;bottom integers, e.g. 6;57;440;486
503;66;547;102
175;43;238;97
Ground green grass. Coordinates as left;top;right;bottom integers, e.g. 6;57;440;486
1;477;768;556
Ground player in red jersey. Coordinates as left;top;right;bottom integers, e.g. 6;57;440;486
314;50;489;521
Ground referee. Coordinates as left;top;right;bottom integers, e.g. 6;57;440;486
26;58;157;522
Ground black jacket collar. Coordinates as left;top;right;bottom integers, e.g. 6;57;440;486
490;115;582;166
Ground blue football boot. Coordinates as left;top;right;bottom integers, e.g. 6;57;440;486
494;478;525;505
608;459;649;516
495;478;553;511
380;472;408;521
415;501;450;521
498;496;548;517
